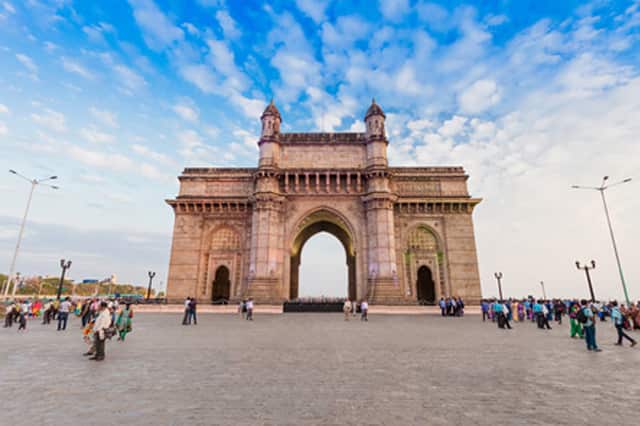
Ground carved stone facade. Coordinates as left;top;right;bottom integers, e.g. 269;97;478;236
166;100;482;304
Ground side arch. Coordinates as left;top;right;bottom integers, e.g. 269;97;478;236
403;223;446;303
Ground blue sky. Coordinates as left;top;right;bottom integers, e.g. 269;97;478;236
0;0;639;299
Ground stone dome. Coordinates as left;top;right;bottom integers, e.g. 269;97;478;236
364;98;385;120
261;99;281;120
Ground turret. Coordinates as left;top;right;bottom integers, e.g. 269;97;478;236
258;99;281;167
364;98;388;168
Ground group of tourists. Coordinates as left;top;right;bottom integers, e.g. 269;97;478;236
3;297;74;330
438;297;465;317
2;296;135;361
342;299;368;321
481;297;639;351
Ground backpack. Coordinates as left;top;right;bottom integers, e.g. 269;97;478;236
576;308;588;324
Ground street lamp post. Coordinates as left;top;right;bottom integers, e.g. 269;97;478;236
540;281;547;300
146;271;156;300
572;176;632;305
576;260;596;303
4;170;58;298
57;259;72;300
494;272;504;300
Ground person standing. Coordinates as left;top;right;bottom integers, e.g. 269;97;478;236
246;298;254;321
17;303;27;331
4;302;15;328
182;297;191;325
116;303;134;341
188;298;197;325
57;297;72;331
360;300;369;321
238;300;246;319
569;302;583;339
611;301;636;347
343;299;351;321
439;298;446;317
90;301;111;361
581;300;601;352
481;299;489;322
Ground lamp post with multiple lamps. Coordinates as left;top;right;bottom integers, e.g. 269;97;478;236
3;170;58;298
575;260;596;303
540;281;547;300
146;271;156;301
494;272;504;300
56;259;72;300
572;176;632;306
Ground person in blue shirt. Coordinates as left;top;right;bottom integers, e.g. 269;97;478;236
439;298;446;317
481;300;489;322
611;301;637;347
581;299;601;352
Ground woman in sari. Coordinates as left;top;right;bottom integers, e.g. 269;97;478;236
116;303;133;341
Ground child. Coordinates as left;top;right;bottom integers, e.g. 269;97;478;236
82;319;96;356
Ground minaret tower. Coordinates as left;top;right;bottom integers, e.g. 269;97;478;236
363;99;401;302
248;100;285;301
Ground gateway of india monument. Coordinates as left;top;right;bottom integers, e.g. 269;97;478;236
166;99;482;304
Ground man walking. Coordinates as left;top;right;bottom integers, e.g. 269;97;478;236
57;297;72;331
581;299;601;352
611;301;637;347
343;299;351;321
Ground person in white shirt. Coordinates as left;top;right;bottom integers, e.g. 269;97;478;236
360;300;369;322
90;301;111;361
246;298;254;321
57;297;72;331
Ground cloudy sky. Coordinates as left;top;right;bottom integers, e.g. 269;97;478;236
0;0;639;300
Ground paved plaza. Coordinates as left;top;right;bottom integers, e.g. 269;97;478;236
2;312;639;425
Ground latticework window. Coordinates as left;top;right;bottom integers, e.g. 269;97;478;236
211;228;241;250
406;226;438;251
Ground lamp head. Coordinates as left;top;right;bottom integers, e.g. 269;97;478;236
575;261;581;269
603;176;609;181
590;260;596;268
9;169;16;174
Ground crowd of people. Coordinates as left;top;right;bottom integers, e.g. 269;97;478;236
438;297;465;317
2;296;135;361
481;297;640;350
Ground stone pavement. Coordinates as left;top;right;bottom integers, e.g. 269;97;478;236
1;313;639;425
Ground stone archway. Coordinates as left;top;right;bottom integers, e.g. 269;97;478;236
289;210;356;301
416;265;435;304
212;265;231;303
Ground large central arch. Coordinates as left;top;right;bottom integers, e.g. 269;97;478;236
289;209;357;301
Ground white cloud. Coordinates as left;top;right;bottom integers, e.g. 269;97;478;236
438;115;467;138
31;109;66;133
181;22;199;36
113;64;147;92
172;99;199;122
127;0;183;50
179;64;218;93
89;107;118;128
216;10;240;39
82;22;115;44
67;144;169;181
295;0;330;23
379;0;410;22
0;104;8;114
458;79;501;114
0;121;7;135
3;2;15;14
80;126;114;144
131;144;175;165
16;53;37;73
61;58;94;79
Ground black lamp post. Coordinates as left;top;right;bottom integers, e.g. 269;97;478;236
57;259;72;300
575;260;596;303
147;271;156;300
494;272;504;300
